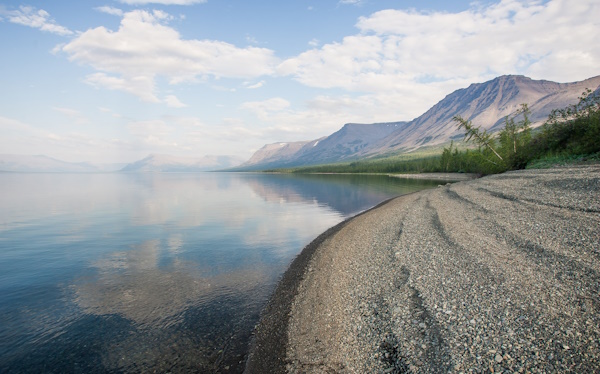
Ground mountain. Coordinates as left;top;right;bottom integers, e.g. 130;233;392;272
0;154;101;172
120;154;244;172
239;140;320;170
236;122;406;170
291;122;407;166
364;75;600;156
0;154;243;173
239;75;600;170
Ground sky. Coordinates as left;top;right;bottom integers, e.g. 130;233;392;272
1;0;599;164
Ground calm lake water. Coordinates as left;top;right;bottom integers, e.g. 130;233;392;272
0;172;439;373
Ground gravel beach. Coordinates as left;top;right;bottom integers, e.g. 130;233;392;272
245;165;600;373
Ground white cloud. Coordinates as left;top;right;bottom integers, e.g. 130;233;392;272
52;106;90;125
240;98;291;120
84;73;160;103
339;0;363;5
274;0;600;120
238;95;415;142
2;6;73;36
61;9;278;103
98;107;124;119
95;6;124;17
164;95;187;108
246;35;259;44
118;0;206;4
244;80;265;89
128;120;177;148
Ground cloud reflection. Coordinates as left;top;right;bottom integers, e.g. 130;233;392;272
72;239;269;328
1;172;439;372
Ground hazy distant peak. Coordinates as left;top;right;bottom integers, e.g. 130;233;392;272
121;154;244;172
0;154;125;172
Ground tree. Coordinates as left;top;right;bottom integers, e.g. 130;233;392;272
440;141;454;172
497;104;532;168
452;115;504;164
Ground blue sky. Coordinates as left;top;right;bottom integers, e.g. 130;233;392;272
1;0;599;163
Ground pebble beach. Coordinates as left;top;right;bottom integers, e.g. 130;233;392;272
246;165;600;373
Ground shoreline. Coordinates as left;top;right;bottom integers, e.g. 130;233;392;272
245;165;600;373
388;172;478;181
244;197;399;373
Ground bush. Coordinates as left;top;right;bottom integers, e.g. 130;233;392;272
445;91;599;174
528;89;600;160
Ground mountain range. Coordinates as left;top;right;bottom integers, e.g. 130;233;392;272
236;74;600;171
119;154;244;172
4;74;599;173
0;154;243;173
0;154;123;173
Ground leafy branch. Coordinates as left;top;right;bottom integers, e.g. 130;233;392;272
452;115;504;163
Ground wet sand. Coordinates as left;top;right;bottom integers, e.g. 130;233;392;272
246;165;600;373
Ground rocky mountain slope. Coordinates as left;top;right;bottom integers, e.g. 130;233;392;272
240;140;321;170
237;122;406;170
239;75;600;170
366;75;600;156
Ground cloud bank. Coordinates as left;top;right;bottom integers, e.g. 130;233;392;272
271;0;600;122
61;9;279;104
280;0;599;89
57;0;600;119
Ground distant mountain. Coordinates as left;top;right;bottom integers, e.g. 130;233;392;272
239;140;321;170
0;154;101;173
238;74;600;170
0;154;243;173
120;154;244;172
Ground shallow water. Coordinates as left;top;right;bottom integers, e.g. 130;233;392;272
0;172;439;373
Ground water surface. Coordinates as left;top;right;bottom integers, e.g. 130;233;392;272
0;172;439;373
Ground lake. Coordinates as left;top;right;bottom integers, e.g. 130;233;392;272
0;172;440;373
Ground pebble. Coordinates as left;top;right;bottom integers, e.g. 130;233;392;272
275;166;600;374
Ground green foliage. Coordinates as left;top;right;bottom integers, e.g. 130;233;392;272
444;90;599;174
528;89;600;159
453;115;504;165
497;104;532;169
286;154;444;174
448;105;532;174
526;153;600;169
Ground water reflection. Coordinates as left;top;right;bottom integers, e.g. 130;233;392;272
244;173;439;215
73;238;270;327
0;172;438;372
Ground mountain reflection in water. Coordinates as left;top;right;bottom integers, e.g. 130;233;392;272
0;172;439;372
